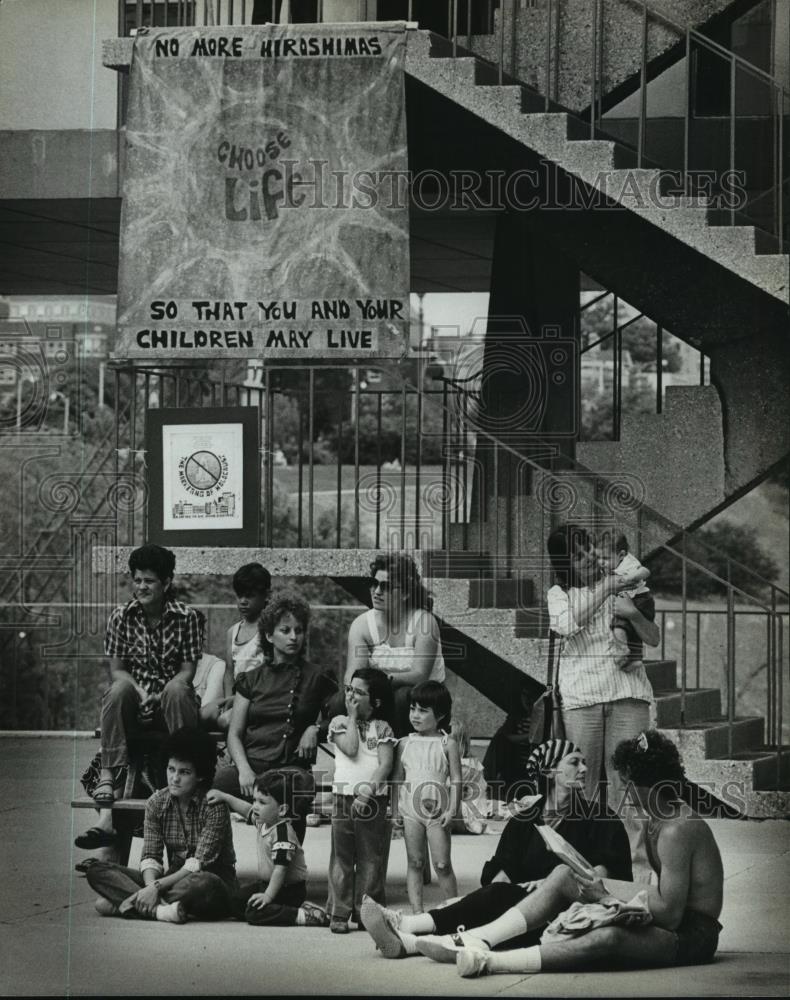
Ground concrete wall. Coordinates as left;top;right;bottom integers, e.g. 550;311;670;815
0;0;117;130
577;385;727;530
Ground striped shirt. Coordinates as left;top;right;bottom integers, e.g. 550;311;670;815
547;584;653;711
104;597;203;694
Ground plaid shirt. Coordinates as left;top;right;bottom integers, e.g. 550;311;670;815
140;787;236;885
104;597;203;694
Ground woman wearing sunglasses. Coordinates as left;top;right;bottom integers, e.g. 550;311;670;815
344;553;445;736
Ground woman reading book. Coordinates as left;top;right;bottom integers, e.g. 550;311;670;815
361;738;632;959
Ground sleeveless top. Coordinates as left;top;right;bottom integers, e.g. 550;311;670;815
366;609;445;683
231;621;265;677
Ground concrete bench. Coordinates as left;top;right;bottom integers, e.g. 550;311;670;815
73;732;336;864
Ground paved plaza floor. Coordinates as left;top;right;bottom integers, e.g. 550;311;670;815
2;735;789;997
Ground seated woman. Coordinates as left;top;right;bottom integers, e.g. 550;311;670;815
211;590;337;839
360;738;632;958
341;553;445;737
86;727;237;923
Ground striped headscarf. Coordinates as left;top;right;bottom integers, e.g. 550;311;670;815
525;738;582;791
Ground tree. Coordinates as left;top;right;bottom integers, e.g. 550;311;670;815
645;522;780;598
582;298;682;372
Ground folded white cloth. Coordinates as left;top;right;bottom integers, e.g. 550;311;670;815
541;890;652;942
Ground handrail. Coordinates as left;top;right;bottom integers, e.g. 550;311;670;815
430;369;788;605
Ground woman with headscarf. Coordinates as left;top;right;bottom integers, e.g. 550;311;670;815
360;738;632;958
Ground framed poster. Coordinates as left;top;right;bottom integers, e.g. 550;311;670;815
146;407;260;546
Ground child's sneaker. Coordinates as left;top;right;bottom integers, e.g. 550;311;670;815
300;901;329;927
330;916;350;934
155;901;187;924
456;946;491;978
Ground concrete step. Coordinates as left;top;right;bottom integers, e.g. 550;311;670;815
420;550;495;578
645;659;677;690
654;688;722;727
468;576;535;608
725;748;790;792
660;717;765;761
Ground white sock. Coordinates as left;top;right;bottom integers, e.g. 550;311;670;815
155;901;185;924
296;909;306;926
400;913;436;934
486;945;542;974
468;906;528;947
399;931;419;955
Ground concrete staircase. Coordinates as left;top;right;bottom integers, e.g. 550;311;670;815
464;0;747;115
404;30;789;312
426;569;790;818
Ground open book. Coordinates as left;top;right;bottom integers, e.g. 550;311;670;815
536;825;643;904
536;825;596;879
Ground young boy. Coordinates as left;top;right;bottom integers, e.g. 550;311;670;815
598;532;655;673
208;769;329;927
220;563;272;728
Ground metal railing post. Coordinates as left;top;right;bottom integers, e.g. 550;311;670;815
680;534;687;725
308;368;315;548
637;4;648;167
498;0;505;84
656;325;663;413
729;57;736;227
590;0;597;138
684;28;692;196
726;584;735;756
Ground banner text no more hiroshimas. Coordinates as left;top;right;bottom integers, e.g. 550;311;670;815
115;24;409;360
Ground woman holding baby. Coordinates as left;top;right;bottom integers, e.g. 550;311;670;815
545;523;660;817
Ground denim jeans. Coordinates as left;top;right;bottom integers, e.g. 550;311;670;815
562;698;650;873
86;861;232;920
232;880;307;925
327;794;391;921
100;676;200;769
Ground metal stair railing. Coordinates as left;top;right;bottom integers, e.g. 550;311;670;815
444;0;789;248
579;288;711;436
118;0;788;247
429;367;786;774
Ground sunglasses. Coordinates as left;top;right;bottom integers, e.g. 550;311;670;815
369;578;395;594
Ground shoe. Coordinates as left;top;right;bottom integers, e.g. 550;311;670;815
416;932;488;964
456;947;491;978
155;901;187;924
360;895;406;958
300;901;329;927
330;916;350;934
74;827;118;850
75;858;101;875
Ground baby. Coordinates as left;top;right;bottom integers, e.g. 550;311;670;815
598;532;655;673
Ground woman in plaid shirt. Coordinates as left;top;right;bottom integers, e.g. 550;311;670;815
87;728;237;923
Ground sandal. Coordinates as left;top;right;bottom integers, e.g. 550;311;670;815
91;778;118;806
75;858;100;874
74;826;118;850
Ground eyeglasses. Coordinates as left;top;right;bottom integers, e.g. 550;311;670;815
369;578;392;594
344;684;370;697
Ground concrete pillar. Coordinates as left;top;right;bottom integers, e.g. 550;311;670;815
466;211;580;606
